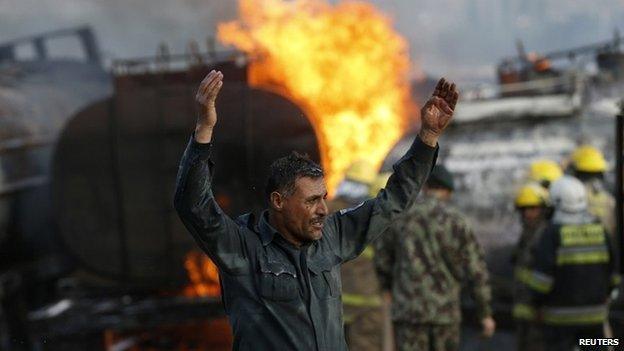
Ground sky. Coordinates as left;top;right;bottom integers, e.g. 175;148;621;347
1;0;623;81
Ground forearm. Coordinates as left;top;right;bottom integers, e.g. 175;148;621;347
464;233;493;319
194;123;214;143
173;135;223;243
382;135;437;214
174;135;246;272
417;129;439;148
472;285;493;320
329;135;437;260
174;134;212;211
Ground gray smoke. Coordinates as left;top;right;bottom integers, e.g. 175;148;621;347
0;0;237;63
368;0;624;81
1;0;623;80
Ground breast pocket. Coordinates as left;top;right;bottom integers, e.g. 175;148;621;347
308;256;341;299
258;259;298;301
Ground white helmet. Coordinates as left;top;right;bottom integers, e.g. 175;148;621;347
549;175;587;213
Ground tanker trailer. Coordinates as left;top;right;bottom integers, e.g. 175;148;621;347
0;26;111;351
25;52;319;350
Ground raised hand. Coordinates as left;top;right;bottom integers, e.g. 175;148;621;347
418;78;459;147
194;70;223;143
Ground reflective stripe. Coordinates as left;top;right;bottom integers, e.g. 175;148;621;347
556;245;609;265
542;305;607;325
342;293;381;307
512;303;536;320
361;246;375;260
612;274;622;286
560;224;605;247
515;267;553;293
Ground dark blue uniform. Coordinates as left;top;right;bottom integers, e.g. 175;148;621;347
174;135;437;350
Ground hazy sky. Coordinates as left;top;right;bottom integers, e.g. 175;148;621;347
1;0;623;81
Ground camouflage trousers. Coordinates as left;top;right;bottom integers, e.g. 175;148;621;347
394;322;460;351
344;307;383;351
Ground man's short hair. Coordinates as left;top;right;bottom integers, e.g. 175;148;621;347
265;152;324;200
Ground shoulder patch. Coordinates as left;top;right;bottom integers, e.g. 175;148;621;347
339;201;366;216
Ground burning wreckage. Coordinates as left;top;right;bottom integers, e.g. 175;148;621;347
0;21;623;351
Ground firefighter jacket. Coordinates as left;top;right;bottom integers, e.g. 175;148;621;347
518;219;620;326
512;221;546;322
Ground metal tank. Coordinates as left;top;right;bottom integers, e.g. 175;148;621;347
0;26;111;351
52;57;320;288
0;27;111;269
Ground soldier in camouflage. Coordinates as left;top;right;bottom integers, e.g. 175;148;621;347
374;165;495;351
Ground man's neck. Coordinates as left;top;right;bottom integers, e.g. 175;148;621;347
268;211;303;248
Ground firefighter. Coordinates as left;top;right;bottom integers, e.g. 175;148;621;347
329;161;384;351
528;159;562;189
569;145;615;236
512;183;550;351
519;175;620;351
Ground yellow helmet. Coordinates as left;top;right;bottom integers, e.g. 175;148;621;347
369;172;392;197
515;183;549;208
571;145;607;173
529;160;563;184
344;160;377;185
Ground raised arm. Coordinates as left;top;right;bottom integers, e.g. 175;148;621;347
327;79;458;261
174;71;248;274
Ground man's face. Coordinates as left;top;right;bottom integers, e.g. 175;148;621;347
281;176;328;243
520;206;543;227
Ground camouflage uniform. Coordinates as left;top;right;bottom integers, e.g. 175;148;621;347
329;197;383;351
511;223;546;351
374;195;492;351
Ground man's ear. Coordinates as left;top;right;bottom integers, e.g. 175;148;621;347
270;191;284;211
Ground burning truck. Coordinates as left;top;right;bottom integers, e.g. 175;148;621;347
3;2;421;349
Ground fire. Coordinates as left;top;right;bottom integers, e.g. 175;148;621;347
218;0;413;194
183;250;221;297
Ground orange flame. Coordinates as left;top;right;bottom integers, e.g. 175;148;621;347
218;0;413;194
183;250;221;297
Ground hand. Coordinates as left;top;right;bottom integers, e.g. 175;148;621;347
418;78;458;147
481;316;496;338
194;70;223;143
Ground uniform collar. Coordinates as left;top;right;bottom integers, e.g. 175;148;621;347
258;210;309;250
258;210;279;246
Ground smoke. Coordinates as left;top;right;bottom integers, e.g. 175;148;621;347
367;0;624;81
1;0;623;80
0;0;237;62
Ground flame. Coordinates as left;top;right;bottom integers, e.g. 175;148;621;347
183;250;221;297
218;0;413;194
